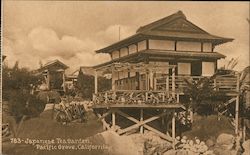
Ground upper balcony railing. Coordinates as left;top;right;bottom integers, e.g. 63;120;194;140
93;74;239;106
156;74;239;93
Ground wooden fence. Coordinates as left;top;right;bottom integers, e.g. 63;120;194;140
156;75;238;92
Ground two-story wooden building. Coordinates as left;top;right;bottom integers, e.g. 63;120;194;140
91;11;238;146
95;11;234;91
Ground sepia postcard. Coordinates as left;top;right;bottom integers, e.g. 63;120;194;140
1;1;249;155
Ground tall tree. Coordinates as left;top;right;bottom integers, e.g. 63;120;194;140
2;62;45;121
76;71;94;99
76;71;111;100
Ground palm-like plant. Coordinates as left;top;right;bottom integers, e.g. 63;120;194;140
183;75;225;116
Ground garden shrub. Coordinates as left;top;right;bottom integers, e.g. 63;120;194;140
8;90;46;122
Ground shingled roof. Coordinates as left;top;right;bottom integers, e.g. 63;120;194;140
38;59;69;72
96;11;233;54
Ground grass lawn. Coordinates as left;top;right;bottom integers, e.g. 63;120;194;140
183;114;235;141
2;110;109;155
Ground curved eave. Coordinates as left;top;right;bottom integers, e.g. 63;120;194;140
213;37;234;45
142;50;226;59
94;50;225;69
96;33;233;54
93;52;142;69
95;33;144;54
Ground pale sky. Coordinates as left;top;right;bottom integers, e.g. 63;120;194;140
2;1;250;73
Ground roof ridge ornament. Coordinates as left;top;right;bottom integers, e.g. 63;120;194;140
176;10;186;19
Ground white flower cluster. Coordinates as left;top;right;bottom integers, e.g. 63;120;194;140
175;136;214;155
177;112;191;125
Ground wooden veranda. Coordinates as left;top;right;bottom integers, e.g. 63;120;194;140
91;62;241;148
92;63;183;148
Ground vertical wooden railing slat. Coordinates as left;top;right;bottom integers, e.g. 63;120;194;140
172;68;176;98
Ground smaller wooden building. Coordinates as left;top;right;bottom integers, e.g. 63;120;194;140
37;60;69;93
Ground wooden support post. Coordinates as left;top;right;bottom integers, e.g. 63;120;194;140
104;92;108;104
235;74;240;135
140;109;144;134
166;75;169;97
235;95;239;135
177;93;180;103
97;113;111;130
94;70;98;94
146;71;149;91
243;119;246;141
153;77;156;90
47;71;50;90
172;111;176;149
162;93;165;102
213;78;217;91
162;117;165;126
236;73;240;92
136;72;140;90
172;68;176;98
149;70;154;90
62;71;66;92
112;110;116;129
112;70;115;91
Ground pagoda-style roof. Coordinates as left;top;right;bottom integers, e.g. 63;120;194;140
96;11;233;54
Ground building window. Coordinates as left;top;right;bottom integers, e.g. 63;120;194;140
128;44;137;54
120;47;128;57
178;63;191;75
202;62;215;76
191;61;202;76
138;40;147;51
112;50;120;59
